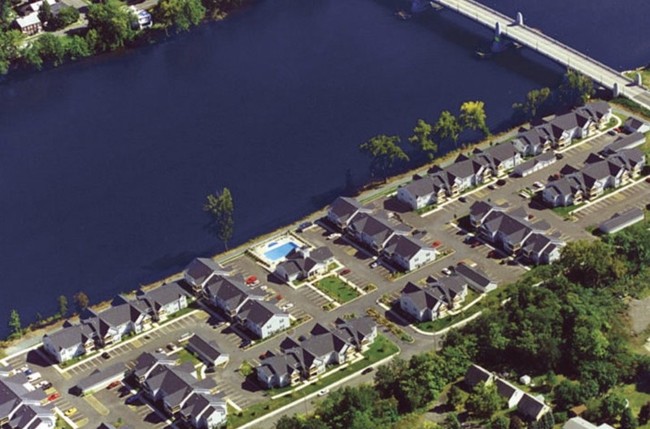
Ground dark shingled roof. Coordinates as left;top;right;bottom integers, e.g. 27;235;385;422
464;364;493;389
187;335;227;365
517;393;548;421
237;299;287;328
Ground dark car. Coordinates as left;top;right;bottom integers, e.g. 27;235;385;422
556;152;564;160
496;179;506;186
297;221;312;232
361;367;374;375
101;352;111;359
340;268;351;275
459;196;467;203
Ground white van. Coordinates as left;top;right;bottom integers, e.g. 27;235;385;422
27;372;41;382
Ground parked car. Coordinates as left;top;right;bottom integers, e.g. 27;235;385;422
47;393;60;402
26;372;41;382
432;240;442;248
126;395;140;405
361;367;374;375
488;184;496;190
533;181;545;190
556;152;564;160
101;352;111;359
107;381;121;390
166;343;176;351
340;268;351;275
64;407;77;417
40;382;52;390
496;179;507;186
297;221;312;232
317;389;330;397
284;303;294;310
370;261;379;269
607;130;617;136
327;233;341;240
459;196;467;203
441;268;451;276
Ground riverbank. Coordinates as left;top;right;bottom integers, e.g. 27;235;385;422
0;113;531;356
0;0;250;78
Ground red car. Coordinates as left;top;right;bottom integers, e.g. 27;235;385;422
107;381;121;390
340;268;351;275
432;241;442;248
47;393;60;402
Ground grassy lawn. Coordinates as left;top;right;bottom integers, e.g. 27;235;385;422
227;335;399;428
176;348;201;367
239;360;255;377
611;383;650;429
551;204;579;218
624;68;650;87
315;275;360;304
56;418;73;429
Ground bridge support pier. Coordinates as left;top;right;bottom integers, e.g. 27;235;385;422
637;73;643;86
516;12;524;26
613;82;620;98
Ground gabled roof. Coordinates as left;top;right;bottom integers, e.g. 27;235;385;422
384;234;433;261
187;335;227;364
469;201;501;223
44;323;95;352
603;132;645;154
401;176;439;198
349;212;409;243
276;246;334;277
185;257;227;285
141;281;189;310
205;275;263;312
464;364;493;389
237;299;287;328
401;282;442;313
599;207;644;233
455;264;494;289
329;197;371;224
517;393;548;420
495;378;522;402
480;142;519;164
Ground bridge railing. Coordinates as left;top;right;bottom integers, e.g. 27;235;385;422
436;0;633;85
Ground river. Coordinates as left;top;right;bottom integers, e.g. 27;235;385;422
0;0;646;337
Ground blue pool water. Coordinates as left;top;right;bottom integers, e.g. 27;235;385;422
264;242;299;262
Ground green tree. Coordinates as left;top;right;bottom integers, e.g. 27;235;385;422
359;134;409;182
87;0;136;51
460;101;489;136
620;408;638;429
38;1;53;26
0;0;14;30
0;29;23;74
489;415;509;429
443;412;461;429
57;295;68;318
465;382;503;420
35;34;67;66
65;35;91;60
509;416;525;429
73;291;90;312
434;110;462;144
513;87;551;121
598;393;626;423
203;187;234;250
447;385;468;411
154;0;205;32
559;70;594;106
638;401;650;425
50;6;80;29
408;119;437;159
8;309;22;338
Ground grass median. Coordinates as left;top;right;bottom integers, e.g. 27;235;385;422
314;275;360;304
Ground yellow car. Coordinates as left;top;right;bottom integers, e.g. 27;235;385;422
64;407;77;417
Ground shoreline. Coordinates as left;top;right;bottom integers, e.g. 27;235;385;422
0;116;524;355
2;96;644;356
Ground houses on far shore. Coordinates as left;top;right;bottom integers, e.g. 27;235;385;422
327;197;438;272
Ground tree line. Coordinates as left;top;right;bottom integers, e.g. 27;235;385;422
0;0;245;75
7;291;90;340
359;100;490;182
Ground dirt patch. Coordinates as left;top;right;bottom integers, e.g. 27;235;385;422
628;297;650;334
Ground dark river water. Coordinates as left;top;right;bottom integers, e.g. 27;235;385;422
0;0;647;336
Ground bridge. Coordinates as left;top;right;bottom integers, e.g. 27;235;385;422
412;0;650;110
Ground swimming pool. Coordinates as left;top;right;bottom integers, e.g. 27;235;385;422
264;241;299;262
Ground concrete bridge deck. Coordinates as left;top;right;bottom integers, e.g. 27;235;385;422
429;0;650;110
